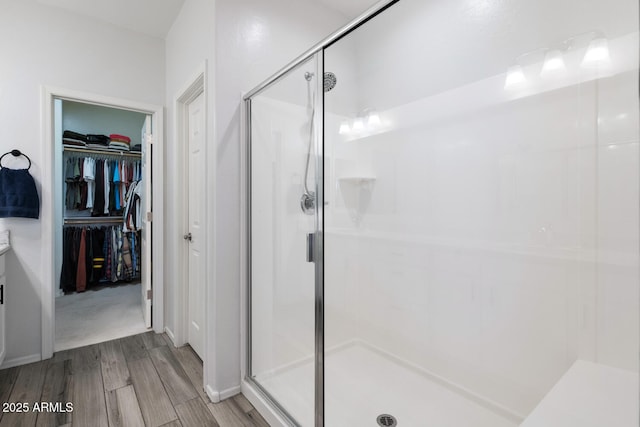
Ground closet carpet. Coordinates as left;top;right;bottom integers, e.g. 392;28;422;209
56;283;149;351
0;332;269;427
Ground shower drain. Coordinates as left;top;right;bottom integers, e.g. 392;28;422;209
376;414;397;427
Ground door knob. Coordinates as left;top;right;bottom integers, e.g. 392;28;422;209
183;233;192;241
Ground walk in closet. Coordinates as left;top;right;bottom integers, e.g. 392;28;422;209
54;99;152;351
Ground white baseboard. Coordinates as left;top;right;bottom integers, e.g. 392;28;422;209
205;384;241;403
205;384;220;403
220;385;241;401
164;327;176;345
1;353;41;369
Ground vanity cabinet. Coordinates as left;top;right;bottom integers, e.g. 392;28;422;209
0;254;6;366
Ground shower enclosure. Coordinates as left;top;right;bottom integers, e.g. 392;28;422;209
242;0;640;425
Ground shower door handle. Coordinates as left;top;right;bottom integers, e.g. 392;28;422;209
306;233;315;263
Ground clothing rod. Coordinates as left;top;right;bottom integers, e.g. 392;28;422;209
63;146;141;158
64;217;124;225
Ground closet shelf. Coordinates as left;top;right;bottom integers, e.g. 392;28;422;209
63;146;141;158
64;216;124;225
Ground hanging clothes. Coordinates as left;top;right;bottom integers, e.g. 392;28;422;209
123;181;143;232
76;228;87;292
92;159;105;216
63;153;140;217
60;225;142;293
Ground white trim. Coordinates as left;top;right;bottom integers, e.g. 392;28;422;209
241;381;290;427
41;86;55;360
205;384;222;403
220;385;241;401
205;384;242;404
205;384;220;403
239;93;248;384
164;326;176;345
41;86;165;359
0;353;41;369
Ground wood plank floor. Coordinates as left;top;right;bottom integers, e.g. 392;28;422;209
0;332;269;427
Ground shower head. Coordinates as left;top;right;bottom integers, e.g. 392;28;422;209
324;72;337;92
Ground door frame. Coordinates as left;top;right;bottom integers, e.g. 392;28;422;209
171;64;207;351
41;85;165;360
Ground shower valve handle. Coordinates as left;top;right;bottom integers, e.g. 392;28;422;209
183;233;192;242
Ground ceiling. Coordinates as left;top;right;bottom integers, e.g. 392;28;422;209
37;0;185;38
314;0;380;17
36;0;379;39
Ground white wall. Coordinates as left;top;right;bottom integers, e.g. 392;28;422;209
164;0;350;399
164;0;216;350
0;0;164;366
62;101;147;147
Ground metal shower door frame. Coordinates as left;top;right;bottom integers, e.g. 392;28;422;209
242;1;400;425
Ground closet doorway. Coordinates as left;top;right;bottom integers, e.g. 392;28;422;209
41;88;164;358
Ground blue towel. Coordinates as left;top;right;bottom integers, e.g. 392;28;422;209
0;168;40;219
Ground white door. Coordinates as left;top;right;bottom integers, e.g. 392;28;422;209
141;115;152;328
186;92;205;358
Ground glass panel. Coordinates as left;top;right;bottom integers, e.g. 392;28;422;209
250;55;319;426
324;1;639;426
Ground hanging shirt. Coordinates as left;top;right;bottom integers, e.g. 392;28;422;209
114;161;121;210
104;161;110;214
83;157;95;209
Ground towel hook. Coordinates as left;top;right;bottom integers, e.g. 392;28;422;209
0;150;32;170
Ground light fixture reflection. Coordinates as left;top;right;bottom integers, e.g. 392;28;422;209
367;111;381;128
581;37;610;66
339;121;351;135
352;118;364;132
541;49;566;76
504;65;526;89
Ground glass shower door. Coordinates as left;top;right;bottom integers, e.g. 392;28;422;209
248;55;322;426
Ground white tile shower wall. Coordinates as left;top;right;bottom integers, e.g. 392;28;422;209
595;71;640;372
325;72;638;417
323;0;638;417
